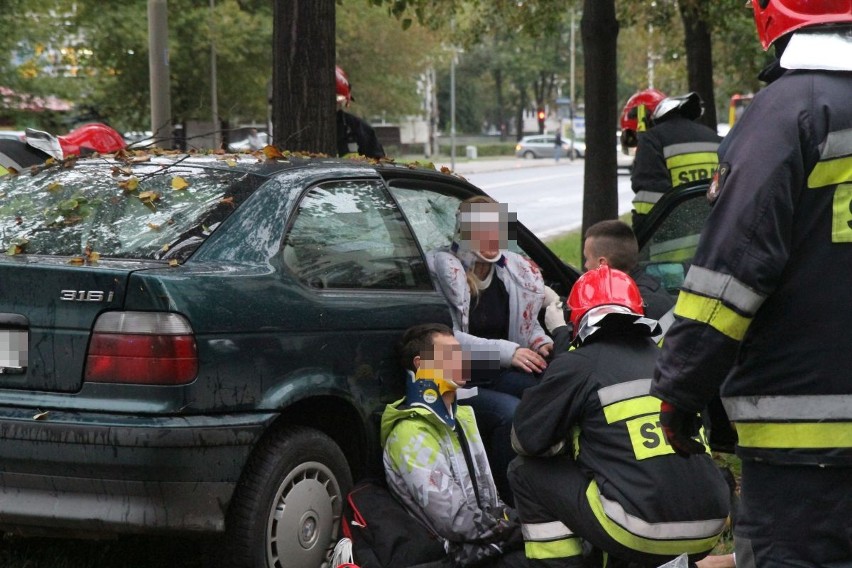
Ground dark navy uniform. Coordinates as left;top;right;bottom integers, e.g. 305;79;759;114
336;110;385;159
510;329;729;567
652;67;852;566
631;116;721;229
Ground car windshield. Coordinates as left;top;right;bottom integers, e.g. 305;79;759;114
0;157;263;260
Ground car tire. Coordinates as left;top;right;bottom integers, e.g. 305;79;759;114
222;425;352;568
523;151;536;160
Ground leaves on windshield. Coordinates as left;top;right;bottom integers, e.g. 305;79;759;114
171;176;189;191
0;154;252;259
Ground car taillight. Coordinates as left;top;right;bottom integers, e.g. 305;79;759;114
85;312;198;385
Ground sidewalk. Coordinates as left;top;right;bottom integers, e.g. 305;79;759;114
434;155;584;175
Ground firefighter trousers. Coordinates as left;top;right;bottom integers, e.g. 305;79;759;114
734;460;852;568
508;455;706;568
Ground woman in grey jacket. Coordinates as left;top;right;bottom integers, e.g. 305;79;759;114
426;196;553;503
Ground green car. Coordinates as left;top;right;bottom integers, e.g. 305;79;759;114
0;153;581;567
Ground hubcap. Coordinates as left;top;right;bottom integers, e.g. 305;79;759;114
265;461;342;568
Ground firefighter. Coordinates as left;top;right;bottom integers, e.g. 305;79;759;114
651;1;852;566
509;266;730;567
630;91;721;229
335;66;385;159
618;88;667;156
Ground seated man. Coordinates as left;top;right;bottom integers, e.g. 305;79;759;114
582;219;674;322
509;267;731;567
381;323;528;568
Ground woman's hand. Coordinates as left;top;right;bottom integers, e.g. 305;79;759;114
537;343;553;359
512;347;547;374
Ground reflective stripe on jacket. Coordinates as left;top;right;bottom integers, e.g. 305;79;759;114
511;331;730;552
652;69;852;466
631;116;721;219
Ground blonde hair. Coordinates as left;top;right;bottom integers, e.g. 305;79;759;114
458;195;500;300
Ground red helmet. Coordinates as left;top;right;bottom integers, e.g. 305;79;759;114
620;88;667;135
753;0;852;50
336;65;352;106
58;123;126;156
568;265;644;336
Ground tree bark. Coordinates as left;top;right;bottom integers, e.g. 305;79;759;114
679;0;717;130
580;0;619;249
272;0;337;154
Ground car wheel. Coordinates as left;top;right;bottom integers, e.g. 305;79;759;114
523;151;536;160
223;425;352;568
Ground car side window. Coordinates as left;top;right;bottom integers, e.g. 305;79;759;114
638;194;711;294
282;180;431;290
388;183;528;258
387;186;461;252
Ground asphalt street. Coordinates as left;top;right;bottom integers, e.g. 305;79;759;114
435;156;635;239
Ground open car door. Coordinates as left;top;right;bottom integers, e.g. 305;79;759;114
633;180;737;453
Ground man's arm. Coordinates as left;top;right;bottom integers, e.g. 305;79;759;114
512;356;590;456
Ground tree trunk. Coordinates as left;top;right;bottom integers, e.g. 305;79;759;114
581;0;619;251
679;0;717;130
494;67;505;141
272;0;336;154
515;83;527;140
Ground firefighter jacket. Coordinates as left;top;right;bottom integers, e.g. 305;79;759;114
381;400;515;566
512;330;730;556
652;68;852;467
631;116;721;225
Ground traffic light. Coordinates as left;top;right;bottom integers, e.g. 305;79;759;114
537;108;546;121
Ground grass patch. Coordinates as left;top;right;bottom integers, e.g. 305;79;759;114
544;213;635;269
545;229;583;269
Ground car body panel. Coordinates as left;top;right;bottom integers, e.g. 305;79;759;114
3;156;569;538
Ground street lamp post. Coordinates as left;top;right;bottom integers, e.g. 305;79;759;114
148;0;172;148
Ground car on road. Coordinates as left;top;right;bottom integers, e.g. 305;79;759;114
514;134;582;159
616;131;636;173
228;131;270;152
0;153;580;567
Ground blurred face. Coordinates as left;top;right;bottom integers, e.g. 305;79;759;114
458;203;511;257
417;333;467;387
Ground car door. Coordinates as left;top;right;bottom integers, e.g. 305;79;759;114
280;176;454;413
633;180;736;452
634;180;713;294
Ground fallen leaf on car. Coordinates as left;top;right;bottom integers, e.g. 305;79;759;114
68;256;85;265
171;176;189;190
138;191;160;203
169;259;179;267
87;251;100;263
119;176;139;192
111;166;133;177
148;222;161;231
32;410;50;420
47;181;63;192
219;196;235;207
263;145;284;159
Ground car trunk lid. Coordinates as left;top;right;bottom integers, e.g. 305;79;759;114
0;257;164;392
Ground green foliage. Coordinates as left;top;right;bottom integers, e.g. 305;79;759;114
545;227;583;270
337;0;443;121
71;0;272;132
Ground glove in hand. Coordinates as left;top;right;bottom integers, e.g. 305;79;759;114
659;401;706;457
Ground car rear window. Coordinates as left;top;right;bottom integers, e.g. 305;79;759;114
0;158;262;260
